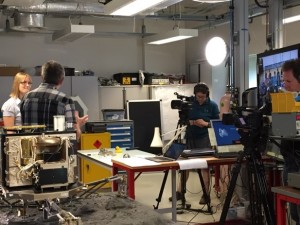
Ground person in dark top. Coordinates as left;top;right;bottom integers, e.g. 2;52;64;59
281;59;300;225
20;60;88;140
169;83;220;204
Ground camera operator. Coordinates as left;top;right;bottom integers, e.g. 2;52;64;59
169;83;219;204
281;59;300;225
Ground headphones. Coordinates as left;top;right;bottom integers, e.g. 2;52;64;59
194;82;209;97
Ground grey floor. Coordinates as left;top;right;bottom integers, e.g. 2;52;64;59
134;171;225;225
133;170;298;225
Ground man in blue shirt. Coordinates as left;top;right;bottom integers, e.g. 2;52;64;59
170;83;220;204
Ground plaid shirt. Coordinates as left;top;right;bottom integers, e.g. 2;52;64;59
20;83;76;129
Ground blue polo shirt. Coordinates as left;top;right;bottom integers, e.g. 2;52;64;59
188;98;220;139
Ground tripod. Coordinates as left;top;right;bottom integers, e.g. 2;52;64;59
219;127;275;225
175;115;213;214
153;113;212;214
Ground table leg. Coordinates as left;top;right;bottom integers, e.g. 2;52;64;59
215;165;220;192
127;170;135;199
171;169;177;222
277;194;286;225
112;165;119;192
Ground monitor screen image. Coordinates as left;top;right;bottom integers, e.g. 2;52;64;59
257;44;300;109
211;120;241;146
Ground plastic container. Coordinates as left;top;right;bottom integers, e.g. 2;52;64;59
102;109;125;121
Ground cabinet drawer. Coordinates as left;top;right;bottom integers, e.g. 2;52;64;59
107;126;131;131
111;138;132;143
111;132;131;136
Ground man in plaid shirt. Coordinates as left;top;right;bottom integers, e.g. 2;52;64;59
20;60;88;140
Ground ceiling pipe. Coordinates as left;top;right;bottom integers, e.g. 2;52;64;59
3;2;105;17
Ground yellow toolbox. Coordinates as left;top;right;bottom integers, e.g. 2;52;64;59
80;132;111;188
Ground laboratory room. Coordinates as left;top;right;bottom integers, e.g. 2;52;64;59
0;0;299;224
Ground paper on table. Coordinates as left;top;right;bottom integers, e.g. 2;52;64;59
112;157;159;167
177;159;208;170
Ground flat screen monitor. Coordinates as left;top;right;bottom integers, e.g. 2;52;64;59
257;44;300;109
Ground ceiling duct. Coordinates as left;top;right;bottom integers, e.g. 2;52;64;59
4;2;105;17
11;12;48;32
0;0;44;7
52;24;95;42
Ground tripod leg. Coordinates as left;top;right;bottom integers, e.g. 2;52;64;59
197;169;212;214
219;151;245;225
251;152;276;225
153;170;169;209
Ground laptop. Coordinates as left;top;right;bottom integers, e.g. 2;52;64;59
145;142;186;162
208;119;243;158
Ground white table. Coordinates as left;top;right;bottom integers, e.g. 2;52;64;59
77;148;178;221
77;148;156;169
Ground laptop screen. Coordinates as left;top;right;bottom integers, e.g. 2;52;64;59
209;119;243;153
211;120;241;146
164;142;186;160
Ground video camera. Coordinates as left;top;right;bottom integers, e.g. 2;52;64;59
171;92;194;125
171;92;194;111
223;107;270;153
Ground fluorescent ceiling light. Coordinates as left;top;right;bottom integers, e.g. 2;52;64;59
193;0;230;3
142;0;183;15
105;0;177;16
283;5;300;24
144;28;198;45
52;24;95;42
283;15;300;24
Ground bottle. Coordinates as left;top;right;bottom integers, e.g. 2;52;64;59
220;86;232;119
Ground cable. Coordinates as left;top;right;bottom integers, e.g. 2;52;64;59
255;0;269;8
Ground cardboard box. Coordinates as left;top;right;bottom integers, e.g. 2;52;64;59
0;67;21;76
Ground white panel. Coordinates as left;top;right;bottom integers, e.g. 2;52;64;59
211;61;227;105
99;86;124;119
249;54;257;88
71;76;99;121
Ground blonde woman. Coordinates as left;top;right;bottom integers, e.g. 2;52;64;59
1;72;32;127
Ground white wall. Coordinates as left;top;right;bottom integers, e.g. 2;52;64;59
0;17;186;78
2;13;300;112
